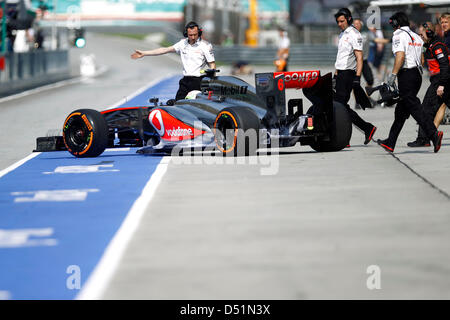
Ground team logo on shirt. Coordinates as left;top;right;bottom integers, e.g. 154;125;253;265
435;47;445;59
408;40;421;47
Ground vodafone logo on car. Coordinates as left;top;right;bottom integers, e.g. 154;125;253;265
149;109;165;136
166;127;193;137
148;108;205;141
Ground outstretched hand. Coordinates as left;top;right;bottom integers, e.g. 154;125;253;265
131;50;144;59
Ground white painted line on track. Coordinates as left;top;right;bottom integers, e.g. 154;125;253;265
76;76;178;298
0;153;41;179
76;156;171;300
104;147;131;152
0;71;172;176
0;73;174;299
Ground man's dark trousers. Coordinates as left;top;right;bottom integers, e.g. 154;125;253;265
416;76;442;142
385;68;437;148
334;69;373;133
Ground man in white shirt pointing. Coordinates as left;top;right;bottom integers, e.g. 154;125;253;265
131;21;216;101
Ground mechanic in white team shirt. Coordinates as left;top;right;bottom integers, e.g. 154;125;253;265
131;21;216;101
334;8;377;145
377;12;443;153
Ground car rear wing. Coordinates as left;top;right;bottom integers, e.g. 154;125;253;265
255;70;332;128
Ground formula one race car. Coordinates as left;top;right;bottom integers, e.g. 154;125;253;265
35;69;352;157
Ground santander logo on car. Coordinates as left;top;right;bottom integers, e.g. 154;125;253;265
274;70;320;89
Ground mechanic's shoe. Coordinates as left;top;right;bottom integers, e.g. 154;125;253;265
364;126;377;145
406;139;431;147
432;131;444;153
377;139;394;152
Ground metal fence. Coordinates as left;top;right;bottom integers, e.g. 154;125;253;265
0;50;70;97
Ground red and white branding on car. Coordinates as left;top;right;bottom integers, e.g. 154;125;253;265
148;109;205;141
274;70;320;89
149;109;165;136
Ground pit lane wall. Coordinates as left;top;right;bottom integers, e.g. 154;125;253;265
214;44;338;65
214;43;392;66
0;50;70;98
214;44;337;65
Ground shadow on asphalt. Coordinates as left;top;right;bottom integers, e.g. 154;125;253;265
347;144;375;148
276;149;353;156
134;149;354;157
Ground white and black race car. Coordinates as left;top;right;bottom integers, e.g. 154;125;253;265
35;69;352;157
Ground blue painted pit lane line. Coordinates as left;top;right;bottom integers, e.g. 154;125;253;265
0;75;180;300
111;74;182;108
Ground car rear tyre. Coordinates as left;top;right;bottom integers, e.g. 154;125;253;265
213;106;260;156
63;109;108;157
310;101;352;152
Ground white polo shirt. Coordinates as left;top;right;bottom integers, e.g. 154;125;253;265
278;34;290;50
391;26;423;69
335;26;363;71
173;38;215;77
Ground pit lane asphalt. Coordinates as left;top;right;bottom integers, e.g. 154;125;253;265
102;68;450;299
1;34;450;299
